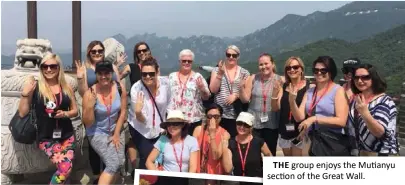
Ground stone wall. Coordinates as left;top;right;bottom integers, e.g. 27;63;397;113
397;82;405;155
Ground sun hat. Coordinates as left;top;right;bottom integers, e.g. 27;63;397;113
160;110;187;129
236;112;255;127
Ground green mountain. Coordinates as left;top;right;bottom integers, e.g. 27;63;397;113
240;24;405;96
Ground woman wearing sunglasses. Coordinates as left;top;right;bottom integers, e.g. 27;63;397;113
119;41;152;85
209;45;250;138
146;110;199;185
19;53;78;184
75;41;123;183
348;63;398;156
239;53;283;156
289;56;349;156
192;103;231;184
226;112;271;184
168;49;211;136
128;57;171;170
271;57;310;156
82;61;127;185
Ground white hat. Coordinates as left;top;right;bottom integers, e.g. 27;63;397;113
160;110;186;129
236;112;255;127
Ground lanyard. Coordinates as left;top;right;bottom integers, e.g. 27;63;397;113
237;138;251;176
99;84;113;135
177;72;191;106
52;86;63;129
307;82;332;116
172;140;184;172
261;75;274;113
225;67;238;94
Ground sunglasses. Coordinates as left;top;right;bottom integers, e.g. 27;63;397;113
137;49;149;54
354;75;371;81
236;122;251;128
206;114;221;120
141;72;156;77
285;65;301;71
313;68;329;75
41;64;59;70
226;53;239;58
167;122;185;127
181;60;193;64
90;49;104;55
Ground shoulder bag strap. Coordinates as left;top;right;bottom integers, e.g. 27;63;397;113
142;81;164;123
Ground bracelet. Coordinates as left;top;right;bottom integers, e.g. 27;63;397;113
21;93;29;97
77;77;84;80
271;97;279;100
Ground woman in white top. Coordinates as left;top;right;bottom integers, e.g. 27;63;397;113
168;49;211;135
128;57;171;169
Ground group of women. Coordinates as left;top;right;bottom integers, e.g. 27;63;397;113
18;40;399;185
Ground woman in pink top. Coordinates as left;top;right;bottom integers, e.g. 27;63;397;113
193;103;231;184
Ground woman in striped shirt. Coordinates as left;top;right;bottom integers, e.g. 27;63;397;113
209;45;250;138
349;63;399;156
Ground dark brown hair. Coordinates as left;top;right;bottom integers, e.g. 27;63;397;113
350;63;387;95
133;41;151;64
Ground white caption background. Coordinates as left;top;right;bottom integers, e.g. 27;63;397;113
263;157;405;185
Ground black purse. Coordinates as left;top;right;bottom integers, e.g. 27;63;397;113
9;83;38;144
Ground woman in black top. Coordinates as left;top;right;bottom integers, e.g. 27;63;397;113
227;112;271;185
18;53;78;184
118;41;153;86
271;57;310;156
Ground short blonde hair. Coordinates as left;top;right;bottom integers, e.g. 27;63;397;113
226;45;240;55
284;56;305;84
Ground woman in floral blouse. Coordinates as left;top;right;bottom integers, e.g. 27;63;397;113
168;49;211;135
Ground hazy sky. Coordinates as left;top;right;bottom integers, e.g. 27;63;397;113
1;1;349;54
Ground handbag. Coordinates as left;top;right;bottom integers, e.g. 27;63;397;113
8;83;38;144
307;86;351;156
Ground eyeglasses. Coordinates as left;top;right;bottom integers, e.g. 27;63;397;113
354;75;371;81
90;49;104;55
137;49;149;54
206;114;221;120
181;60;193;64
141;72;156;77
236;122;251;128
226;53;239;58
312;68;329;75
167;122;185;127
285;65;301;71
41;64;59;70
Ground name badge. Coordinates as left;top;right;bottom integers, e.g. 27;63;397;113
286;123;295;131
53;129;62;139
260;113;269;123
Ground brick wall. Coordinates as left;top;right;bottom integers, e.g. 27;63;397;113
397;82;405;155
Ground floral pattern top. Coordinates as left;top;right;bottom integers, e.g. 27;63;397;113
168;72;210;123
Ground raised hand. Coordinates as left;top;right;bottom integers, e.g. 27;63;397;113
355;94;369;115
196;76;206;92
288;83;298;101
22;77;37;96
135;91;144;114
86;88;97;108
115;52;127;67
75;60;86;79
217;60;225;75
208;118;217;135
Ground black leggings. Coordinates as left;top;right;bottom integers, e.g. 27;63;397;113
129;126;159;169
252;128;279;156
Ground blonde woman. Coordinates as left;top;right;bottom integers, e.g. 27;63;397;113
271;57;310;156
209;45;250;138
18;53;78;184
